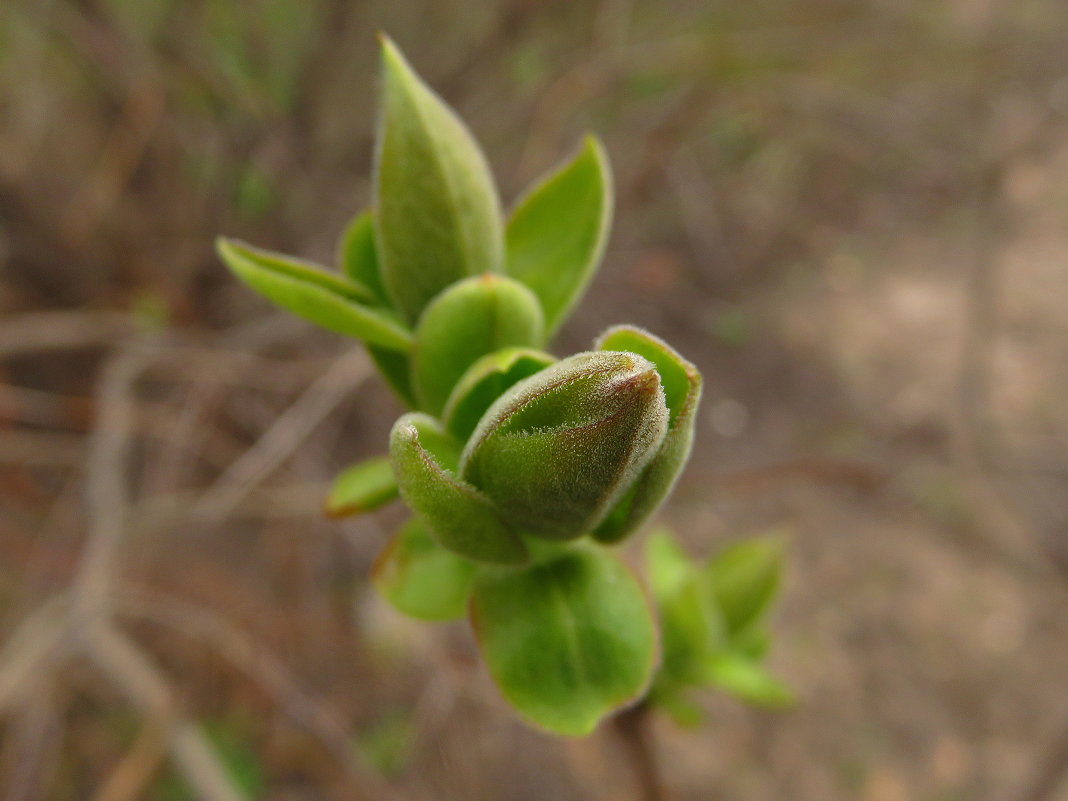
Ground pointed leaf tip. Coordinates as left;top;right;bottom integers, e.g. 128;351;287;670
375;38;504;323
593;326;702;544
506;136;613;336
326;455;399;518
217;238;412;351
706;534;785;637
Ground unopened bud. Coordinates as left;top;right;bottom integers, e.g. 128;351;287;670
460;351;669;540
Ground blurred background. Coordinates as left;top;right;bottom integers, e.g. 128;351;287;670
1;0;1067;799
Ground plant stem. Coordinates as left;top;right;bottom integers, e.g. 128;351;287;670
611;700;665;801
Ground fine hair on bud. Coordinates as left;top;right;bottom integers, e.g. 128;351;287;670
460;351;669;540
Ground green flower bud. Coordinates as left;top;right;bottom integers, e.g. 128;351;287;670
591;326;702;544
459;351;669;540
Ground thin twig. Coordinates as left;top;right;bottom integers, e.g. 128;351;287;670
82;623;247;801
129;481;333;535
0;312;132;358
118;590;394;800
0;596;71;715
193;348;370;521
0;430;86;467
73;342;149;620
0;679;62;801
87;709;170;801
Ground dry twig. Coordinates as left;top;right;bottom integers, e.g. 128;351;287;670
193;348;371;521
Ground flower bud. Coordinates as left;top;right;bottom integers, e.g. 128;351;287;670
460;351;669;540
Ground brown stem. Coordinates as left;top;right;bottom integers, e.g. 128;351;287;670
611;701;665;801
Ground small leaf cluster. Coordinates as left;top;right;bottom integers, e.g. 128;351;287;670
646;528;792;724
219;36;785;736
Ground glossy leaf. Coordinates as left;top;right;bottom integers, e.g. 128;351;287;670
411;274;544;416
325;456;398;518
390;413;527;565
461;351;668;540
375;37;504;323
470;548;658;736
337;210;389;306
441;348;556;441
506;136;612;335
217;238;412;351
592;326;702;544
373;518;476;621
706;535;785;637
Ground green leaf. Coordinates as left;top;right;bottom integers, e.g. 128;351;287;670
367;344;416;407
644;529;726;687
644;527;696;601
337;210;390;306
390;413;527;565
657;571;725;687
411;275;544;415
441;348;556;441
372;518;476;621
592;327;702;544
325;456;398;518
706;535;785;637
699;652;793;708
595;325;699;427
470;548;658;736
217;238;412;351
337;214;416;403
648;683;705;728
734;626;772;661
506;136;612;335
375;36;504;323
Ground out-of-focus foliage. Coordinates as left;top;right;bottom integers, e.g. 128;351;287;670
3;0;1063;316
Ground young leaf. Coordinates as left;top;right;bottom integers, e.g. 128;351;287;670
325;456;398;518
699;652;794;708
390;413;528;565
648;682;705;728
592;327;702;544
337;210;390;306
706;535;785;637
375;36;504;323
644;527;696;601
367;344;416;407
441;348;556;441
470;548;658;736
506;136;612;335
411;274;544;416
595;325;698;427
373;518;476;621
217;238;412;351
645;530;724;686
